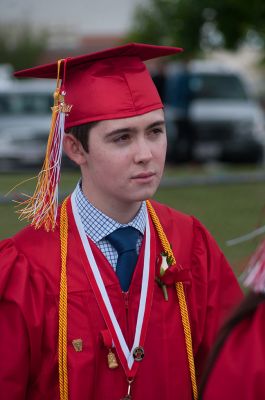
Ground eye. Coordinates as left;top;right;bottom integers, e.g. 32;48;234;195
113;133;131;143
152;128;163;134
148;127;165;137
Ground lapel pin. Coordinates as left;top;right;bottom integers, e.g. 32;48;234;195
72;338;83;352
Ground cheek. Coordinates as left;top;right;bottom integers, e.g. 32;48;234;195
155;138;167;160
90;152;123;181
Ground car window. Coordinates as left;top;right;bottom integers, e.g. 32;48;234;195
163;71;249;107
0;93;53;115
164;71;190;109
189;73;248;100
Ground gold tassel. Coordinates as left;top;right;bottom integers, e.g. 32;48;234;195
17;59;72;232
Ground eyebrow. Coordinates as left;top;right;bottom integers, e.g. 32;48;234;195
105;119;166;138
146;120;165;130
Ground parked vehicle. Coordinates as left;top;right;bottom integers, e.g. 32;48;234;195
1;64;264;169
0;64;14;87
0;78;54;169
159;61;265;163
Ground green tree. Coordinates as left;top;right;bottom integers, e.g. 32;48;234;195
0;24;48;70
126;0;265;58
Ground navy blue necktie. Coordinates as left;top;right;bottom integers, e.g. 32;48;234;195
107;227;139;292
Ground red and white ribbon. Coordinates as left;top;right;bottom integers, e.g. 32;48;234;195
71;191;155;376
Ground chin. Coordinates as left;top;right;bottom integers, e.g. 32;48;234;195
131;187;158;202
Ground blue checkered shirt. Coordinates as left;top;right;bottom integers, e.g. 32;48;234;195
74;182;146;271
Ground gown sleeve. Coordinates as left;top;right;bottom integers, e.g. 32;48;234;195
189;217;243;379
0;238;46;399
202;302;265;400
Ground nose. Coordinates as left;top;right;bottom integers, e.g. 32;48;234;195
133;137;152;164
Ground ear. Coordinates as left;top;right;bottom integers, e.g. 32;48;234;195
63;133;87;166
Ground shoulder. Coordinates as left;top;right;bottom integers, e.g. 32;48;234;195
0;221;61;296
149;199;238;287
232;299;265;341
10;222;60;265
149;199;193;231
149;199;226;275
149;199;216;247
203;300;265;399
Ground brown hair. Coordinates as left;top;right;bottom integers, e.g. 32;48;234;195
67;121;99;152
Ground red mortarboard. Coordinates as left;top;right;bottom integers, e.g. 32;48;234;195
15;42;182;129
14;42;182;231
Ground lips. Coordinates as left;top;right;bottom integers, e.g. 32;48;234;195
132;172;155;179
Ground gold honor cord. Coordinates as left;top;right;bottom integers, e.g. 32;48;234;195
59;198;69;400
146;200;198;400
58;198;198;400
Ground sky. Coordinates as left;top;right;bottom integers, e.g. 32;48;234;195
0;0;145;35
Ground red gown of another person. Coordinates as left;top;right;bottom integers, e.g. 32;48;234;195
202;299;265;399
0;199;242;400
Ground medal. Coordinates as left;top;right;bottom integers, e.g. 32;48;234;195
107;349;119;369
120;378;134;400
133;346;144;362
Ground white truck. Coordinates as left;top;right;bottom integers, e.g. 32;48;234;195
162;61;265;164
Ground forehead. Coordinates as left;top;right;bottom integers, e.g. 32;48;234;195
93;109;165;133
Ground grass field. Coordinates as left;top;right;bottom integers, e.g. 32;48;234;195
1;166;265;276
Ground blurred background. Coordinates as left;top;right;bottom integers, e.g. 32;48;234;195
0;0;265;276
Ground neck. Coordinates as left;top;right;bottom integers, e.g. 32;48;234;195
81;185;142;224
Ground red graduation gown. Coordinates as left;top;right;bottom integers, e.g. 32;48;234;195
0;199;242;400
202;300;265;399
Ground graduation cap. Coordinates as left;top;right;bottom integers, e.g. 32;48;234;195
15;43;182;231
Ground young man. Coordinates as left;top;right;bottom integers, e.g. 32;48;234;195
0;43;242;400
